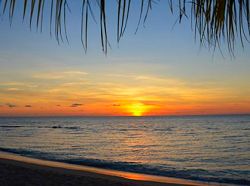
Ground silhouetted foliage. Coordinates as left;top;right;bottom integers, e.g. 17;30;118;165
1;0;249;54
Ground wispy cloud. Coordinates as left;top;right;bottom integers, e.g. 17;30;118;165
33;71;88;80
6;88;22;91
112;104;121;107
70;103;83;107
6;103;16;108
0;82;38;89
0;82;25;86
60;82;88;87
63;71;88;75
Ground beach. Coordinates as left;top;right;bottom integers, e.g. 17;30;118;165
0;152;210;186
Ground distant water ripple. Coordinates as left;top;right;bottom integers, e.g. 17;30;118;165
0;115;249;185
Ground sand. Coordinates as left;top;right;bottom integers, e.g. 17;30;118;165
0;151;214;186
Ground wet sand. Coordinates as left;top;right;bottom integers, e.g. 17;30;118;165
0;151;213;186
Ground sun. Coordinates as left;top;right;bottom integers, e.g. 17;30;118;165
129;103;147;116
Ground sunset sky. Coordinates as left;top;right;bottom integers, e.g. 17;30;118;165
0;1;250;116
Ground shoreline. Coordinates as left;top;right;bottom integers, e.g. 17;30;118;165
0;151;215;186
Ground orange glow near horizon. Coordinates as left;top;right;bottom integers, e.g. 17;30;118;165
127;103;148;116
1;100;250;117
0;71;250;117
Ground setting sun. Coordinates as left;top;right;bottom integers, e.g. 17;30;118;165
129;103;147;116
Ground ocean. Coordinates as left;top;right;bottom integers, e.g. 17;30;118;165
0;115;249;185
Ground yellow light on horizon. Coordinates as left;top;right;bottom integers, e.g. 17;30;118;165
129;103;147;116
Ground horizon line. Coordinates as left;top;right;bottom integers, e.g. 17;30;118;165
0;113;250;118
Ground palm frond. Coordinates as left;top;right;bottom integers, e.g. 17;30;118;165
0;0;249;54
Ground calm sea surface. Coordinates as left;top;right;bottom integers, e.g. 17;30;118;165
0;115;249;185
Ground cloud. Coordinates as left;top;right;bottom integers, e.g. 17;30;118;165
33;71;88;80
56;105;61;107
112;104;121;107
0;82;25;86
63;71;88;75
0;82;38;89
6;103;16;108
6;88;22;91
25;105;32;108
70;103;83;107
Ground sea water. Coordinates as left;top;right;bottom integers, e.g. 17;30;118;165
0;115;249;185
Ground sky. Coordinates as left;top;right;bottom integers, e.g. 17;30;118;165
0;1;250;117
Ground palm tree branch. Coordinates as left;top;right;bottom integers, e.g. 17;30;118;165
0;0;249;54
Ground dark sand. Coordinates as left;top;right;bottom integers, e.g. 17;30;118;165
0;152;213;186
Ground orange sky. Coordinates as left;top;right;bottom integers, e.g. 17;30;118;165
1;70;250;117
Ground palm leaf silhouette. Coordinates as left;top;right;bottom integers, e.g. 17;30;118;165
1;0;249;54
